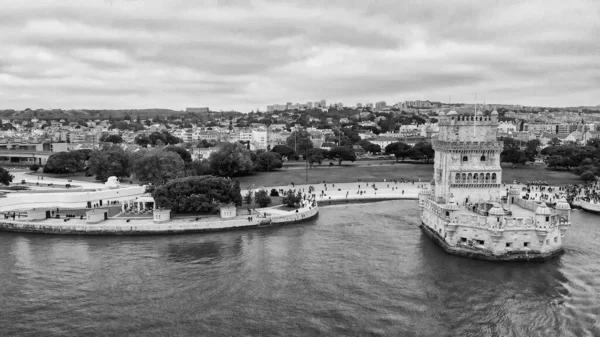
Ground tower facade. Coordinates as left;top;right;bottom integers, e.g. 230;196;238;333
432;110;503;204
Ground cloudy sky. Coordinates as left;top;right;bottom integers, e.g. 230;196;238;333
1;0;599;112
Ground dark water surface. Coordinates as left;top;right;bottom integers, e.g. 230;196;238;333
1;200;599;337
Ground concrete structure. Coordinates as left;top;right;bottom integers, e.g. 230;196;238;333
27;209;49;221
0;186;146;212
153;209;171;223
105;176;119;189
86;209;108;224
0;150;52;165
220;205;237;219
419;110;571;261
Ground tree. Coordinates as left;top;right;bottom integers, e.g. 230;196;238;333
254;152;283;172
526;139;541;151
164;145;192;163
365;143;381;154
271;145;296;159
549;137;562;147
413;142;434;163
187;159;211;176
587;138;600;149
524;139;541;161
501;147;527;167
197;139;215;148
282;189;303;207
328;146;357;165
100;134;124;144
0;167;14;185
134;134;150;147
306;148;327;168
286;130;314;156
132;150;185;185
148;131;166;146
580;170;596;182
244;190;253;205
385;142;411;162
29;164;40;172
254;190;272;207
151;176;242;212
502;137;520;149
43;151;86;174
88;145;131;182
208;143;254;177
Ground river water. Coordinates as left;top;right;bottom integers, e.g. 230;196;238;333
1;200;599;337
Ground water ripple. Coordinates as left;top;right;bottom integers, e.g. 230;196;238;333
0;200;598;336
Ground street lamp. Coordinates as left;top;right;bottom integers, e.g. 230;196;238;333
305;156;308;182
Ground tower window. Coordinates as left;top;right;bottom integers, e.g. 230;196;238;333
462;156;468;162
480;155;486;161
545;216;549;221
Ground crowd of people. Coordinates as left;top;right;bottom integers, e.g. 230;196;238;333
562;182;600;204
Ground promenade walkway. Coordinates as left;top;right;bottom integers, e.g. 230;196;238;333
242;181;427;204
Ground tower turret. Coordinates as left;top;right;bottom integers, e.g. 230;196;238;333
554;198;571;223
535;202;552;228
488;202;505;228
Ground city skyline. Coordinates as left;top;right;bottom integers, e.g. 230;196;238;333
1;0;599;112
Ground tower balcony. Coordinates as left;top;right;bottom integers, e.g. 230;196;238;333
432;139;503;151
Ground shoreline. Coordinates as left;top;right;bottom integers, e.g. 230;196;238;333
0;205;319;236
0;180;423;236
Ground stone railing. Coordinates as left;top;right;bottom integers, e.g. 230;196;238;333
514;197;540;212
431;139;503;151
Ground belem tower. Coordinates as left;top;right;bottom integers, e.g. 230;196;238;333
418;110;571;261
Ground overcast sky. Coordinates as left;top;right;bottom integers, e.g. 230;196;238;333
1;0;599;112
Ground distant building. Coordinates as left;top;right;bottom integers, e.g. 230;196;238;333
375;101;386;111
186;107;209;113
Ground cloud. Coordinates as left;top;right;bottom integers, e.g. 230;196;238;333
0;0;599;111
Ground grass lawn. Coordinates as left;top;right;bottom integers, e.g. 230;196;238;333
234;162;581;189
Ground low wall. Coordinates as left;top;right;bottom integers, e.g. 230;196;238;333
0;205;319;236
513;197;540;213
316;193;418;206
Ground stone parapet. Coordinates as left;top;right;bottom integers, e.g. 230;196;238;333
432;139;503;151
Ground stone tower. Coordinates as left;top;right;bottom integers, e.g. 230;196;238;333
431;110;503;205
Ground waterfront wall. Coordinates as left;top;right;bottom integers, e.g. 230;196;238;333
0;205;319;236
420;223;564;262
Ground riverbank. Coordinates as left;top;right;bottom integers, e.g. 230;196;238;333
0;204;319;235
